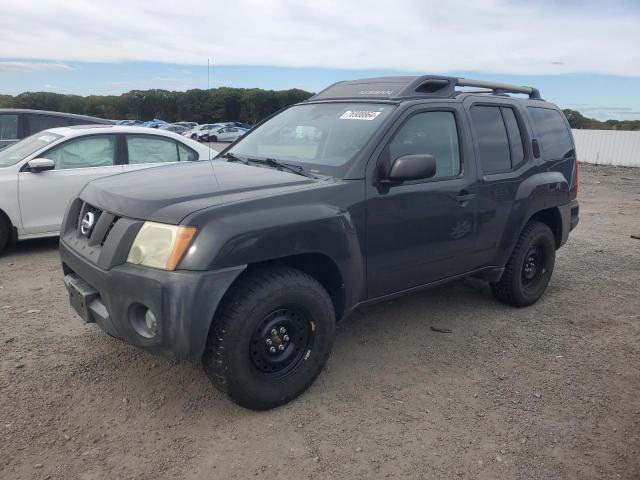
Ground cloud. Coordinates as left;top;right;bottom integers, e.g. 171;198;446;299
0;0;639;76
0;61;74;72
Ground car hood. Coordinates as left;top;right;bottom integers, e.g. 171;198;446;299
80;160;317;224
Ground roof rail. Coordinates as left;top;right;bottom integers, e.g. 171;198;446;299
455;78;541;99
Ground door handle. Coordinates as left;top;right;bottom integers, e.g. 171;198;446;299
455;193;476;203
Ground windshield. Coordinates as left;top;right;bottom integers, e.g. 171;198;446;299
0;132;63;167
225;103;394;176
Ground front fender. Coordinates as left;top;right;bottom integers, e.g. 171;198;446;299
178;182;366;312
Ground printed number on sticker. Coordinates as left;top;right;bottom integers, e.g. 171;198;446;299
340;111;382;121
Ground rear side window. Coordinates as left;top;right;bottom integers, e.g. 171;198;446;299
388;111;461;178
27;114;70;135
126;135;179;164
0;114;19;140
470;105;525;173
528;107;573;161
470;106;510;172
177;143;198;161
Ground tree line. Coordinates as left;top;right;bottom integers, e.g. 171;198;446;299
562;109;640;131
0;89;637;130
0;88;314;125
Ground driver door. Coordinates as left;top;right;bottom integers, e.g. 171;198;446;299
365;106;481;298
18;134;121;234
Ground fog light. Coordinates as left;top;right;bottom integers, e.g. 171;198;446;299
129;304;158;339
144;309;158;337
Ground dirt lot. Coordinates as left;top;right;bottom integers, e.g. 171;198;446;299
1;164;639;480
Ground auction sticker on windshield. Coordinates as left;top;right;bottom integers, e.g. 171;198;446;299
339;110;382;121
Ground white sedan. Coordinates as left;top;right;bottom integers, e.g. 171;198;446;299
0;125;216;252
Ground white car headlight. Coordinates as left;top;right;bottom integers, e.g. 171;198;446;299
127;222;197;271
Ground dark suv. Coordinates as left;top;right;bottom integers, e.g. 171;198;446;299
60;76;579;410
0;109;112;149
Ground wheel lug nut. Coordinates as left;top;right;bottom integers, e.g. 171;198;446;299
269;346;276;354
271;329;277;336
279;327;287;334
283;335;289;342
278;344;285;351
266;339;273;346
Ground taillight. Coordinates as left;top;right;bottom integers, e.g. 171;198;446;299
570;160;579;200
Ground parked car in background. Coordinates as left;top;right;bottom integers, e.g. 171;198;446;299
0;125;216;252
0;109;113;150
159;124;190;135
142;119;168;129
201;125;248;142
174;121;198;129
183;123;219;139
116;120;143;126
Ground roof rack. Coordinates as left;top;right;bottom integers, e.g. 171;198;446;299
309;75;543;102
455;78;541;99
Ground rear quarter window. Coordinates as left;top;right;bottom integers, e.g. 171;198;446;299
528;107;573;161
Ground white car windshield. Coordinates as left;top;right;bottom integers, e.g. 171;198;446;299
0;132;63;167
226;103;395;177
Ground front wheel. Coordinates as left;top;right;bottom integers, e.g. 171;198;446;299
210;135;218;142
491;220;556;307
203;266;335;410
0;216;10;254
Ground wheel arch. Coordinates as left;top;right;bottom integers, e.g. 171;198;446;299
529;207;562;248
224;252;347;322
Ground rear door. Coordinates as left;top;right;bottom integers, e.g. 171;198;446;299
120;134;194;173
18;134;121;234
465;100;535;265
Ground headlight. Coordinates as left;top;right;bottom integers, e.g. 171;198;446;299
127;222;197;271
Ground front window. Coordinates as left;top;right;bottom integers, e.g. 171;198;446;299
0;132;62;167
226;102;395;176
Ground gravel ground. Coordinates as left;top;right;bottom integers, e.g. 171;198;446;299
1;164;639;480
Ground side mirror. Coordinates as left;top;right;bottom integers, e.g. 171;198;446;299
384;154;436;185
27;158;55;173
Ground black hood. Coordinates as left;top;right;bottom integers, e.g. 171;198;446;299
80;160;316;224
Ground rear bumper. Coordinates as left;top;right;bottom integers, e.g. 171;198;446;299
60;239;245;361
559;200;579;247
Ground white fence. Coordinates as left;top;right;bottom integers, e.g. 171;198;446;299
572;129;640;167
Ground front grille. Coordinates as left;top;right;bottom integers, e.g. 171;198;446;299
76;202;120;247
62;197;144;270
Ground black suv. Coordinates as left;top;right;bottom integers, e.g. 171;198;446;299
0;109;113;149
60;76;579;410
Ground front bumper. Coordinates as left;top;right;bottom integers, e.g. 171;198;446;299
60;240;245;361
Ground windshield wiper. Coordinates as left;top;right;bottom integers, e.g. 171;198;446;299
221;152;248;164
247;157;316;179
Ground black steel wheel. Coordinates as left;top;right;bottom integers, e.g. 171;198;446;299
203;266;335;410
491;220;556;307
249;307;314;378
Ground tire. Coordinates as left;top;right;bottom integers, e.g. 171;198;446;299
203;266;336;410
210;135;217;142
491;220;556;307
191;134;197;140
0;216;10;254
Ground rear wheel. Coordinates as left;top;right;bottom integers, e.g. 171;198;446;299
491;220;556;307
210;135;218;142
203;266;335;410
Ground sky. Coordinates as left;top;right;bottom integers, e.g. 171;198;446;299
1;0;639;120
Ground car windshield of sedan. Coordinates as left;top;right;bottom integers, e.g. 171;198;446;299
225;103;395;176
0;132;63;167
